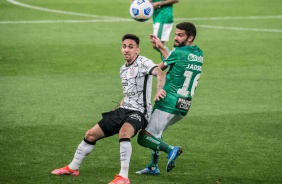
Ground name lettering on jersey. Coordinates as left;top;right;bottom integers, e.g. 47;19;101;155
188;54;203;63
186;64;202;71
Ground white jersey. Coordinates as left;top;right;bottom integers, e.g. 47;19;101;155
120;55;156;122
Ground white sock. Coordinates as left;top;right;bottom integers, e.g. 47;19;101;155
119;140;132;178
68;140;94;170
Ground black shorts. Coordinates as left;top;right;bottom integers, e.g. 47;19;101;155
98;108;148;137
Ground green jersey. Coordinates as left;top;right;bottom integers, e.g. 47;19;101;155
152;0;174;24
154;45;204;116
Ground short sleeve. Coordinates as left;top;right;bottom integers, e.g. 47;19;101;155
164;48;179;66
138;56;156;75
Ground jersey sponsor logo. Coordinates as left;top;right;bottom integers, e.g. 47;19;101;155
129;113;141;122
122;82;128;91
125;91;136;97
186;64;202;71
176;97;191;111
188;54;203;63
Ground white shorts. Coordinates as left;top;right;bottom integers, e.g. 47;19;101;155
153;23;173;42
145;109;183;139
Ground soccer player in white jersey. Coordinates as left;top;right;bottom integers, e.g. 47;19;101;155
51;34;166;184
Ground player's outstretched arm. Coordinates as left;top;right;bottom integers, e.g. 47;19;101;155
151;66;166;101
149;34;170;59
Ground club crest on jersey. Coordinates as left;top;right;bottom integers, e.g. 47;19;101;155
127;66;138;78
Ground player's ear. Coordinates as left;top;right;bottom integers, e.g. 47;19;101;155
136;47;140;54
188;35;194;42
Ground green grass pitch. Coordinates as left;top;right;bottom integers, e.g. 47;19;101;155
0;0;282;183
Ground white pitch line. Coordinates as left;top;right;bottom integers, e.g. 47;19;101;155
4;0;282;33
6;0;129;20
7;0;282;22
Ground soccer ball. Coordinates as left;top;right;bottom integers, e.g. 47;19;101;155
129;0;153;22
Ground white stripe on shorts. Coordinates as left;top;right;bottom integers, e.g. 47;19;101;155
153;23;173;42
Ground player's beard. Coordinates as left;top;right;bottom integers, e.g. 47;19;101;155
174;37;189;47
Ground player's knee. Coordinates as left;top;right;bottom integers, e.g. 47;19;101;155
119;129;133;138
85;129;90;137
85;130;94;141
84;129;100;142
119;123;135;138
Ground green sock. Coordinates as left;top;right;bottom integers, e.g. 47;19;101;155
137;134;173;154
150;149;160;166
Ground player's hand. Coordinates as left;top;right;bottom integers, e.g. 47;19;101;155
149;34;157;47
149;34;163;50
151;2;161;9
154;89;166;101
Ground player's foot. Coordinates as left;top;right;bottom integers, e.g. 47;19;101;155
166;146;183;172
135;164;160;175
108;174;130;184
51;165;79;176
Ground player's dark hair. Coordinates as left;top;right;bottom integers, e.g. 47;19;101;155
122;34;140;46
176;22;197;41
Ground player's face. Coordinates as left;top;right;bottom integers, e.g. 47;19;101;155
121;39;140;64
173;29;190;47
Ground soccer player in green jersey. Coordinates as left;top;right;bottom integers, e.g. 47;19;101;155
136;22;204;175
150;0;179;45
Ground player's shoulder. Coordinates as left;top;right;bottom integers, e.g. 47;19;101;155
137;55;151;61
192;45;204;56
169;47;182;56
136;55;157;71
136;55;154;64
193;45;203;51
119;65;126;74
179;45;203;53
